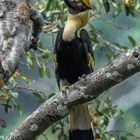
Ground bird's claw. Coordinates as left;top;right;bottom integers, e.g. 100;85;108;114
61;85;69;94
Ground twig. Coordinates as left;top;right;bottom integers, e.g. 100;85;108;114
89;23;124;54
16;86;43;94
102;18;135;30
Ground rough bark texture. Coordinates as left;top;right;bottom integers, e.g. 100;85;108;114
5;45;140;140
0;0;43;85
0;0;31;82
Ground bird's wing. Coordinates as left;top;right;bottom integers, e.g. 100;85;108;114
54;28;64;54
79;28;94;69
53;28;64;89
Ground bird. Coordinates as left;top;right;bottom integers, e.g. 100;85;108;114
53;0;94;139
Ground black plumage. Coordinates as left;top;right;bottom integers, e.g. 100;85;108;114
53;1;94;139
53;28;94;140
54;28;94;88
69;128;94;140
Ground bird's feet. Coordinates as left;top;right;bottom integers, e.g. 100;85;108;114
78;74;87;80
61;85;69;95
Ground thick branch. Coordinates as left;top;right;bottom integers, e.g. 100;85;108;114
5;45;140;140
0;0;43;85
0;0;31;82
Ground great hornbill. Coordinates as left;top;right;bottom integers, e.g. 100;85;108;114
53;0;94;139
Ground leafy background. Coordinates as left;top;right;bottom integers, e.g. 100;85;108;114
0;0;140;140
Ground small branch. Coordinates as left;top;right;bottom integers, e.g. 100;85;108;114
16;86;43;93
102;18;135;30
5;45;140;140
89;24;124;54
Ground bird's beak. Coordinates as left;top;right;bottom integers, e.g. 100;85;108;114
64;0;92;12
82;0;92;9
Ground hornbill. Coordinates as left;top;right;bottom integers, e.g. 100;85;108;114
53;0;94;139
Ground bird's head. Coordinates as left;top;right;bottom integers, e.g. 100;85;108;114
63;0;92;41
64;0;92;14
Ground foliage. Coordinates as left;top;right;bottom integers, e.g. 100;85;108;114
0;73;23;115
51;118;69;140
90;92;124;140
1;0;140;140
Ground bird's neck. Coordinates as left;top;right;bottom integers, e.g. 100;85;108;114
62;10;89;42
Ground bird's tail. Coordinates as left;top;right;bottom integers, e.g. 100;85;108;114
69;103;94;140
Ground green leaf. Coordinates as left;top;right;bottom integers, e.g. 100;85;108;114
15;105;23;116
128;36;137;46
8;77;18;87
36;56;48;78
46;68;51;78
1;103;12;113
47;92;56;99
112;2;118;9
42;52;50;60
38;65;46;78
9;91;19;98
20;73;29;84
106;52;113;62
103;1;110;13
32;91;46;103
122;46;129;52
120;136;128;140
32;91;43;98
26;52;36;69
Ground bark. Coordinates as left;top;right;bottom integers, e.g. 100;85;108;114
0;0;43;86
5;45;140;140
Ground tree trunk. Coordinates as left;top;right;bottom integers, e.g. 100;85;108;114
0;0;43;86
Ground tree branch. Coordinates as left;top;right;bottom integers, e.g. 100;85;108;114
89;24;124;54
0;0;43;86
5;45;140;140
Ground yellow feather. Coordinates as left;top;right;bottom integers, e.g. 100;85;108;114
53;54;58;66
88;53;94;67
